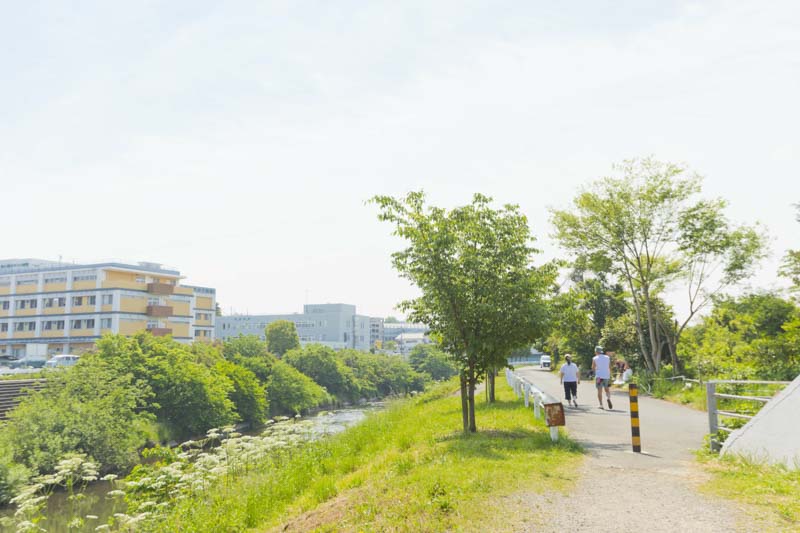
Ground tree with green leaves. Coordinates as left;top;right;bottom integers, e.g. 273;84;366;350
265;320;300;357
373;192;553;432
551;158;766;372
779;204;800;294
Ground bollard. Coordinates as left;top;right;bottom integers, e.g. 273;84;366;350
629;384;641;453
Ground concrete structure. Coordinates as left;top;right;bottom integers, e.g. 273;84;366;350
382;321;428;344
721;373;800;469
217;303;375;351
395;331;431;356
0;259;216;358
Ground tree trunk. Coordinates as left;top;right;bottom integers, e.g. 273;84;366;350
642;284;661;372
623;267;655;372
487;367;496;403
467;364;477;433
459;371;469;433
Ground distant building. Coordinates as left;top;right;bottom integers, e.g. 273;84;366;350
0;259;216;358
216;303;375;351
369;317;384;350
395;331;431;356
383;321;428;344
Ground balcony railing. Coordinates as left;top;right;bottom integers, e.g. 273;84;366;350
146;305;173;317
148;282;175;295
147;327;173;337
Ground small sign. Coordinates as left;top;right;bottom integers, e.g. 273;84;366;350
544;402;565;427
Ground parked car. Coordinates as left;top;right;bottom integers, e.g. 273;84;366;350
44;354;80;369
539;355;551;369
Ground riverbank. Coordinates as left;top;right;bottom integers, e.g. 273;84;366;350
150;379;581;532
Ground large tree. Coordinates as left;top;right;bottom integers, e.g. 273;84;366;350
373;192;554;432
551;158;766;372
265;320;301;357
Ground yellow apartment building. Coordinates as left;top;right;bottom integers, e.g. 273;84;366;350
0;259;216;359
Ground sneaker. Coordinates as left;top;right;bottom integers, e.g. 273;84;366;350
598;404;604;410
573;400;579;408
607;399;613;410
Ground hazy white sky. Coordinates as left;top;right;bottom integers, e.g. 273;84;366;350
2;1;799;319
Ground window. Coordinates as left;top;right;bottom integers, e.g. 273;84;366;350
1;301;8;310
44;297;66;308
135;277;145;283
85;319;95;329
101;318;112;329
15;299;37;310
88;295;96;305
148;298;160;306
101;294;113;305
43;320;65;331
72;320;82;329
73;272;97;281
72;296;83;306
44;276;67;284
16;279;37;286
1;323;7;332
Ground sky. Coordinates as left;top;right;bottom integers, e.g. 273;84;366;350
2;1;799;319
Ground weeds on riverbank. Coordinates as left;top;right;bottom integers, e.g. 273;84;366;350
155;380;582;532
697;452;800;526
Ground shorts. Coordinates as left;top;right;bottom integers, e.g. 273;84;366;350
595;378;610;389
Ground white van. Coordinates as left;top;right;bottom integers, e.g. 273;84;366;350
539;355;551;369
44;354;80;369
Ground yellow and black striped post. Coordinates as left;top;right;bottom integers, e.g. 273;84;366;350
629;384;641;453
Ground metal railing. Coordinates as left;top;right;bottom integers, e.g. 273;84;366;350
505;369;563;442
706;379;790;451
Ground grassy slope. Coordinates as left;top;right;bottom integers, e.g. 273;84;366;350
697;453;800;527
157;380;582;532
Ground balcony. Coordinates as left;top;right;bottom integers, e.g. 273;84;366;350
146;305;174;317
147;327;173;337
148;282;174;295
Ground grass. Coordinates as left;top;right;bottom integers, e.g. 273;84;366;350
697;452;800;527
155;379;583;532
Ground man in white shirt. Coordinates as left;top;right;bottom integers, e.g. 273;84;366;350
592;345;613;410
559;354;580;408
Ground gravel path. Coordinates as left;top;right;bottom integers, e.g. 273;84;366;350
505;367;783;532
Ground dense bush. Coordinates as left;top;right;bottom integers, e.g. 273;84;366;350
284;345;360;401
266;360;330;415
214;360;268;425
339;349;426;396
2;357;152;475
94;334;237;439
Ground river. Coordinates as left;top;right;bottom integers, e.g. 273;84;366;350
0;404;380;532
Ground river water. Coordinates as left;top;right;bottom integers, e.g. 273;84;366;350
0;404;379;532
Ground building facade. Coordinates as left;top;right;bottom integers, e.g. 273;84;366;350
217;303;376;351
383;321;428;344
0;259;216;358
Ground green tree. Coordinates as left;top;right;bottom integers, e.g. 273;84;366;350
551;158;766;372
779;204;800;293
265;320;301;357
94;334;237;440
214;360;268;426
408;344;459;381
373;192;553;432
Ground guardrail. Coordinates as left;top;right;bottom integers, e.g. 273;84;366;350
706;379;790;451
505;369;564;442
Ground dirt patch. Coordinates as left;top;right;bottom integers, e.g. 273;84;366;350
268;491;356;533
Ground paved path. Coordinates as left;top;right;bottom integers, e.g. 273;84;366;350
508;367;780;532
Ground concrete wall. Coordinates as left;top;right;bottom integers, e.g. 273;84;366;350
721;373;800;469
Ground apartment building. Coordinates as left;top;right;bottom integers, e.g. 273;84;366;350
217;303;375;351
0;259;216;358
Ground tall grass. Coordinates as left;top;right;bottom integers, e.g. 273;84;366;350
155;380;582;532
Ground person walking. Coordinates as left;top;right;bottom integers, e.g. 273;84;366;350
559;354;580;408
592;345;613;410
